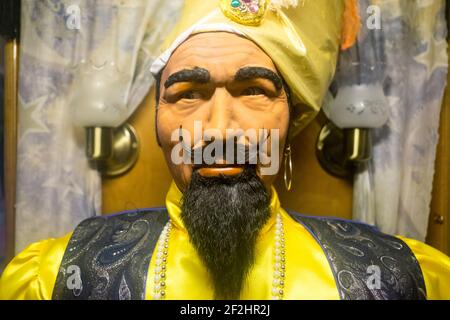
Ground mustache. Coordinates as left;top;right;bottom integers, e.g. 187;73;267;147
184;141;254;164
179;134;271;165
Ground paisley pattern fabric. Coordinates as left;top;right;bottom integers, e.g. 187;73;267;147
290;213;427;300
52;209;426;300
52;209;169;300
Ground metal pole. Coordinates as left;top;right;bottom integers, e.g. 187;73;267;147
3;38;18;262
1;0;20;264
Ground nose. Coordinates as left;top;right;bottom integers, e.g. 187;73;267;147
204;88;235;140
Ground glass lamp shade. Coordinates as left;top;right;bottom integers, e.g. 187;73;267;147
323;82;389;129
70;60;130;128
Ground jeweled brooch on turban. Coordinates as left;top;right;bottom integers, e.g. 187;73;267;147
220;0;270;26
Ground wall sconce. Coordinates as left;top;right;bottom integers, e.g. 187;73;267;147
316;7;388;177
317;71;389;177
326;82;388;158
70;60;139;177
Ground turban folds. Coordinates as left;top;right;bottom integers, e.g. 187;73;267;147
151;0;358;138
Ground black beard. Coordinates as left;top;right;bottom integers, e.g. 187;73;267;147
181;166;270;300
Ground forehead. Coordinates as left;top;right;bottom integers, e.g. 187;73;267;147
162;32;278;80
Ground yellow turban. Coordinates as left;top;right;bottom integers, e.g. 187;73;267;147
151;0;357;138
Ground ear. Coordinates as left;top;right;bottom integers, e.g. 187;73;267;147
287;102;313;141
153;72;163;147
155;104;162;147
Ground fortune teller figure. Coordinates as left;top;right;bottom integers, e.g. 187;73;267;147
1;0;449;300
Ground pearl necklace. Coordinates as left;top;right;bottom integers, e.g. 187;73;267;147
153;213;286;300
153;222;171;300
272;213;286;299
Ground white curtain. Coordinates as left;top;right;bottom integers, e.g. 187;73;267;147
353;0;448;241
16;0;183;252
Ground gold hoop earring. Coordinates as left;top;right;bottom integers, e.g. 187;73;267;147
284;144;293;191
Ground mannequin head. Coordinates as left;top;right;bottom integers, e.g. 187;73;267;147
156;32;290;193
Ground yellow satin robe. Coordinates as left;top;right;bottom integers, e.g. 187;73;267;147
1;182;450;300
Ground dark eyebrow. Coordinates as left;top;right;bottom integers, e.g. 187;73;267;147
164;67;211;89
234;67;283;91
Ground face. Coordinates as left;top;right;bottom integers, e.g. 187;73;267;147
157;32;290;193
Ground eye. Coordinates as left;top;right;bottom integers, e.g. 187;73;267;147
179;90;203;100
241;87;267;96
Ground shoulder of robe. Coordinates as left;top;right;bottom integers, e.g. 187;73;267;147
0;208;169;300
397;236;450;300
0;232;72;300
287;212;427;300
52;208;169;300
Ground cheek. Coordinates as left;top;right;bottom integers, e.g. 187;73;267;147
277;105;290;139
270;102;290;146
234;101;290;138
164;154;193;192
157;106;198;191
157;104;209;147
156;107;175;146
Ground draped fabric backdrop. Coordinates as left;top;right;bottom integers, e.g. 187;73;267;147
16;0;183;252
353;0;448;241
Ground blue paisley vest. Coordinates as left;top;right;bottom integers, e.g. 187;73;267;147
52;208;426;300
